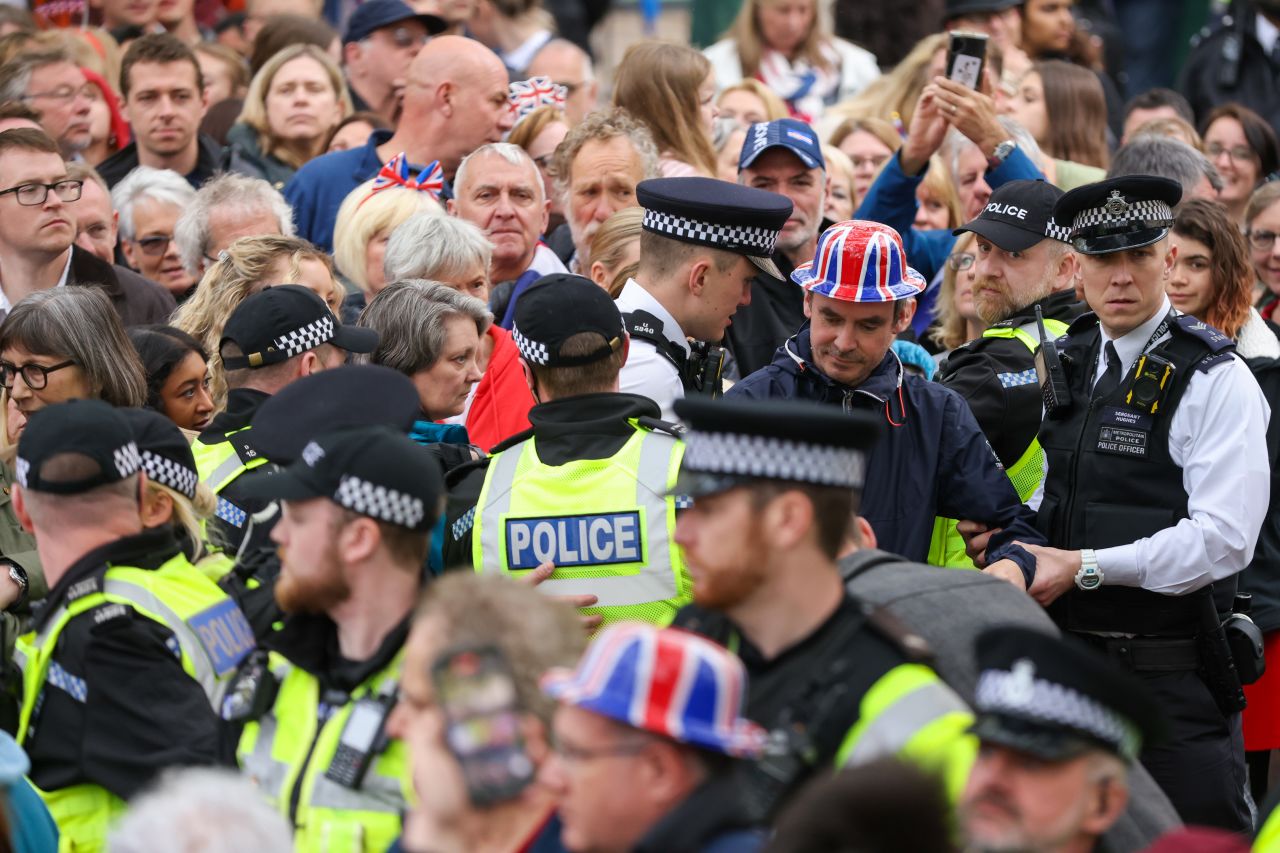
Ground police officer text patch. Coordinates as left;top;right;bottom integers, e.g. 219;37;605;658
505;512;645;571
1096;407;1151;458
188;599;255;676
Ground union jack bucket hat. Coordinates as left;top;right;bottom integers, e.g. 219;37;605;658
791;220;927;302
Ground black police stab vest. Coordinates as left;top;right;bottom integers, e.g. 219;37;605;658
1036;312;1238;636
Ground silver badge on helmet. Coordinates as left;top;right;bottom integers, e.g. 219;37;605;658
1104;190;1130;219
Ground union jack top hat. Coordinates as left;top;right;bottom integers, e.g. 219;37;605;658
791;220;927;302
541;622;767;758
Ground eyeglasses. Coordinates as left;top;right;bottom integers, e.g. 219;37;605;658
1207;143;1256;163
373;26;428;50
1248;229;1279;251
0;359;76;390
550;735;650;764
851;154;890;171
0;179;82;207
133;234;175;256
947;252;975;271
22;84;95;105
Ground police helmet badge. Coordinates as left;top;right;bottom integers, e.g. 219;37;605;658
1103;190;1130;219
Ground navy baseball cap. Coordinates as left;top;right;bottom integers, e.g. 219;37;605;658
954;180;1068;252
738;119;826;172
343;0;445;44
17;400;140;496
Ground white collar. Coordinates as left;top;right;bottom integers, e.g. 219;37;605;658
1099;295;1173;373
617;278;690;354
502;30;553;73
1258;12;1280;54
0;251;72;315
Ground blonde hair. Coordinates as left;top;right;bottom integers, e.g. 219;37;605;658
727;0;833;78
717;78;788;121
507;105;567;151
1131;115;1203;151
829;116;901;152
613;41;716;178
919;154;964;230
172;235;335;407
588;207;644;296
237;44;352;170
150;480;218;559
826;32;947;130
931;231;977;351
333;178;442;292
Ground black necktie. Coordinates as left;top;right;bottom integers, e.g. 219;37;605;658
1092;341;1122;400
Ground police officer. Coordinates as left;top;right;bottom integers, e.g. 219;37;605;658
615;177;793;419
961;626;1165;853
444;274;691;629
12;400;254;850
192;285;378;557
932;180;1082;567
1020;175;1271;832
730;220;1041;585
670;396;976;819
231;425;444;851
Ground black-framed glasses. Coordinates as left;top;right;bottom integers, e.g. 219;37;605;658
947;252;975;271
1248;229;1279;251
134;234;174;256
0;180;82;207
0;359;76;390
1206;143;1256;163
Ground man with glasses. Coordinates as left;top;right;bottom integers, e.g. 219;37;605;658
0;128;174;325
341;0;445;127
932;180;1083;568
112;166;198;300
526;38;598;126
0;50;94;160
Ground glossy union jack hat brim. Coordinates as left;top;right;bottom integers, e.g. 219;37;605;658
791;219;927;302
541;622;767;758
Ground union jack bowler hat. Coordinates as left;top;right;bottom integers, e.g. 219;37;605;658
791;220;926;302
541;622;767;758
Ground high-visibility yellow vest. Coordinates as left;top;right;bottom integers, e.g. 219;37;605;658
928;319;1070;569
238;651;411;853
15;555;255;853
472;422;691;628
192;427;269;541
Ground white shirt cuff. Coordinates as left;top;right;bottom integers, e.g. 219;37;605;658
1096;545;1142;587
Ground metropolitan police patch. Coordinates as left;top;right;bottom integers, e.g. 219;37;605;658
504;512;645;571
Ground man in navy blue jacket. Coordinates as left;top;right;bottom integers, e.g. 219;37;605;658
729;220;1042;590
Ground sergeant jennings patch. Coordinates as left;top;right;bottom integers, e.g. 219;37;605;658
1095;407;1151;458
188;599;255;676
505;512;644;571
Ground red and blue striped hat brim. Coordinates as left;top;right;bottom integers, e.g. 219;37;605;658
791;221;927;302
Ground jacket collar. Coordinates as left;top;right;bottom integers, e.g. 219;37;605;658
268;610;411;694
67;244;123;298
632;773;760;853
200;388;271;442
779;324;903;402
986;288;1082;331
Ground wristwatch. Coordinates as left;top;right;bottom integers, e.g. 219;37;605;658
1074;549;1103;591
2;560;27;611
987;139;1016;171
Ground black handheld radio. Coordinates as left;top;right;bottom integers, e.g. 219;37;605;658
1033;305;1071;417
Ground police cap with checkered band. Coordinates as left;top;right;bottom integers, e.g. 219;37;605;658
512;274;625;368
239;426;443;532
955;179;1068;252
637;177;793;280
118;407;200;500
972;626;1166;762
1051;175;1182;256
671;396;882;499
220;285;379;370
16;399;141;495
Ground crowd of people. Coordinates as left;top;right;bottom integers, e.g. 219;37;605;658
0;0;1276;850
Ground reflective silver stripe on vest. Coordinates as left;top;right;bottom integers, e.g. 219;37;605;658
241;713;292;804
306;765;405;814
203;448;246;493
841;680;970;767
100;579;225;708
478;431;681;607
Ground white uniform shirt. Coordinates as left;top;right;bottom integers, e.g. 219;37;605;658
614;278;687;421
1079;298;1272;594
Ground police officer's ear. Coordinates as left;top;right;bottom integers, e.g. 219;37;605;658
1161;238;1177;279
337;513;381;563
10;485;32;535
139;482;174;529
519;358;540;402
687;257;713;296
760;489;818;551
1082;772;1129;836
618;333;630;368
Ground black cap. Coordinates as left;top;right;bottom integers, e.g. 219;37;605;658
637;177;793;280
16;400;140;495
343;0;445;43
972;627;1166;762
118;408;199;500
249;365;422;464
945;0;1021;19
954;179;1068;251
1052;175;1182;256
672;397;882;499
220;285;379;370
512;274;625;368
239;426;444;532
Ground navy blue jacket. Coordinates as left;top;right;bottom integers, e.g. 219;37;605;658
729;325;1042;581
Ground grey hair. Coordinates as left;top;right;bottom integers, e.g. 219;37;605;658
0;288;146;408
454;142;543;204
383;213;493;283
356;279;491;375
107;768;293;853
111;166;197;242
0;49;73;104
1109;136;1224;196
173;172;296;277
943;117;1044;180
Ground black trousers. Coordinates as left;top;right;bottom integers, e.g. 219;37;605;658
1134;669;1253;833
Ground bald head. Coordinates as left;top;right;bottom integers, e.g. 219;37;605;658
408;34;506;87
528;39;597;125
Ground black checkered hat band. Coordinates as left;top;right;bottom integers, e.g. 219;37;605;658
643;209;779;255
1071;199;1173;233
684;431;865;488
334;474;425;529
976;667;1142;760
511;324;549;366
1045;221;1071;242
113;442;142;478
140;450;198;499
275;315;336;358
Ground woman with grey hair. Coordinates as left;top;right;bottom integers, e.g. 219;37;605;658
358;279;533;452
111;166;198;299
383;213;493;303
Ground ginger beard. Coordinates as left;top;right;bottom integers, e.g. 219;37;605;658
274;541;352;614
